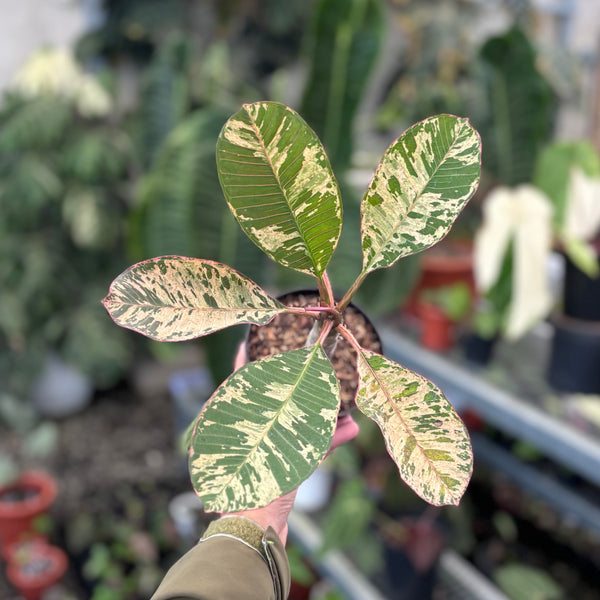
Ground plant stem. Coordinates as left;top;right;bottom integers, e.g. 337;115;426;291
336;270;367;311
336;323;363;353
317;272;335;307
316;320;334;346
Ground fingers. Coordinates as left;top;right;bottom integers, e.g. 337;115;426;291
325;414;359;458
331;415;360;449
233;343;248;371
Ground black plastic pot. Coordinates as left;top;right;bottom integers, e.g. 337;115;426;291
381;518;445;600
461;333;497;366
547;315;600;394
563;253;600;321
245;289;382;414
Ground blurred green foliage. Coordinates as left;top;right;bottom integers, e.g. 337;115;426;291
0;89;134;396
1;0;568;403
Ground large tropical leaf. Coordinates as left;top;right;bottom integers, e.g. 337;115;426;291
216;101;342;278
129;107;267;279
478;26;556;186
102;256;286;341
356;350;472;505
189;346;340;511
360;114;480;275
300;0;384;172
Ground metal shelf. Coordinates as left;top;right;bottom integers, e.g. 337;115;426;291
288;510;388;600
378;329;600;488
472;433;600;536
288;511;508;600
438;549;509;600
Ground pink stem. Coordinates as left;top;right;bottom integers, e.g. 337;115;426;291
336;324;363;353
321;272;335;306
316;320;334;346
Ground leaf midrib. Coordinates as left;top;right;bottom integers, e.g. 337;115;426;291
212;345;323;506
243;104;317;275
363;119;469;274
358;349;459;504
106;299;282;312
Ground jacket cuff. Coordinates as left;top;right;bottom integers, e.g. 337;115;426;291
202;516;265;555
202;516;290;599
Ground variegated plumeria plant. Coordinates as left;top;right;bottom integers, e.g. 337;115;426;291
103;101;481;512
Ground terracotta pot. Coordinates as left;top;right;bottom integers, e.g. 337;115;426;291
406;241;475;315
419;246;474;290
417;303;454;351
0;471;57;554
5;538;68;600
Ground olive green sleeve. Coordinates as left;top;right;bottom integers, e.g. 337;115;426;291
150;516;290;600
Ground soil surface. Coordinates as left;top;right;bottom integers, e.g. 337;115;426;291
246;290;382;412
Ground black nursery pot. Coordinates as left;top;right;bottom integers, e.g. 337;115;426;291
563;253;600;321
548;315;600;394
245;290;382;413
461;333;497;367
381;518;445;600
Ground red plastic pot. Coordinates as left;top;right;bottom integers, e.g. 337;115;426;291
417;302;455;351
5;537;68;600
418;245;474;290
409;238;474;295
0;471;57;554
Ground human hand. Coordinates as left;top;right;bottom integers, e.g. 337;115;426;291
228;344;359;543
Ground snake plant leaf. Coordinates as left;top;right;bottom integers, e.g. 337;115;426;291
356;350;473;506
216;101;342;277
102;256;286;341
189;345;340;512
361;114;481;275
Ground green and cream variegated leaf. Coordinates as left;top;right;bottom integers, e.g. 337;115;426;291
102;256;286;341
361;114;481;275
356;350;472;505
189;346;340;512
216;101;342;277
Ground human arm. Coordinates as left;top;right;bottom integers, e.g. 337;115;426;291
151;346;359;600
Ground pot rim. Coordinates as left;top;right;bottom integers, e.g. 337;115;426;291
244;288;383;355
6;543;68;588
0;471;58;519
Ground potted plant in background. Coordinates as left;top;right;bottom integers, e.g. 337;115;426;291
532;140;600;394
0;421;59;555
4;535;68;600
0;48;135;409
316;465;446;600
103;101;480;513
416;282;472;352
0;471;57;558
469;184;555;362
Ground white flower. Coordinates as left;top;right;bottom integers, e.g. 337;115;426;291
76;77;113;118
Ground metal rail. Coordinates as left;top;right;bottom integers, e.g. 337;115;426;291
287;510;388;600
378;328;600;487
472;433;600;536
